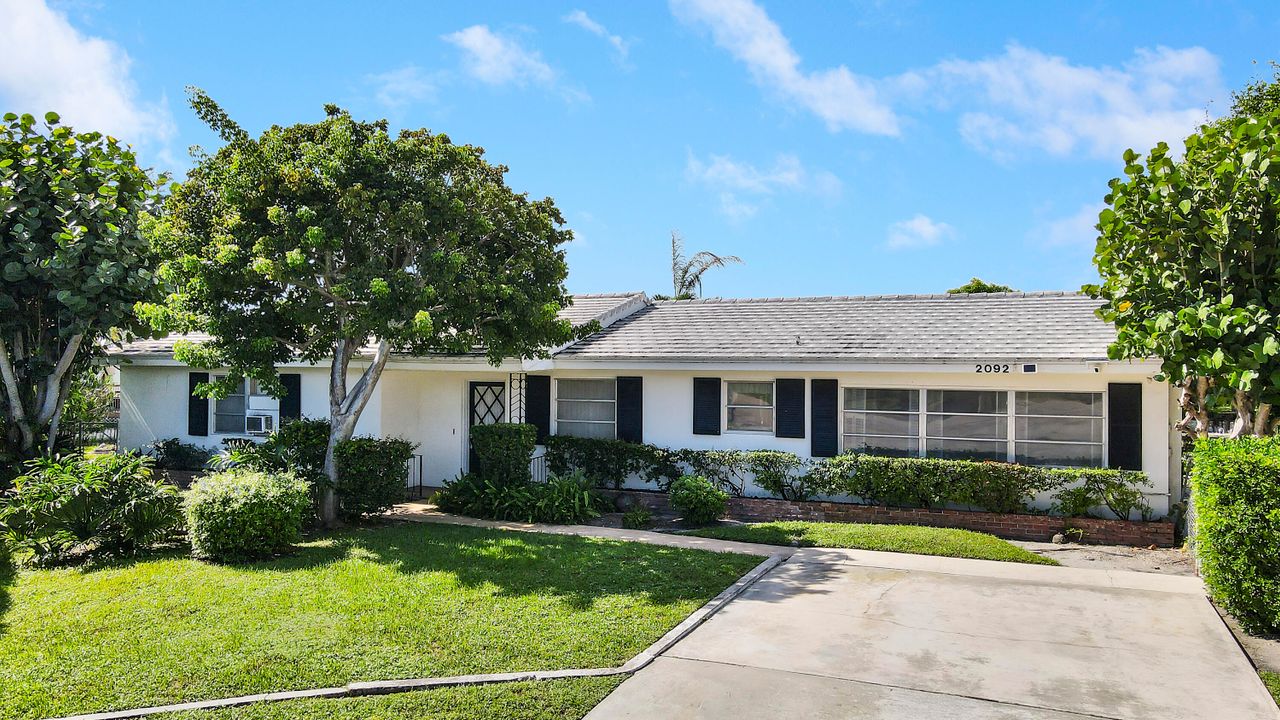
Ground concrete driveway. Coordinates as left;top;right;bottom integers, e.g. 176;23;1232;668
587;547;1277;720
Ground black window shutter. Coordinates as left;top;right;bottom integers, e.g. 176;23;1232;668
527;375;551;443
616;376;643;443
1108;383;1142;470
692;377;721;435
775;379;805;438
188;372;209;437
280;373;302;421
810;379;838;457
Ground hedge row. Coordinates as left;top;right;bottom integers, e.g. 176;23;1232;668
1191;437;1280;634
543;435;1151;519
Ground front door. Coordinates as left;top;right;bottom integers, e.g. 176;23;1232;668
468;381;506;471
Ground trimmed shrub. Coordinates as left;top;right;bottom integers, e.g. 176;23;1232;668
185;469;312;562
213;418;329;484
745;450;815;501
435;469;600;524
334;436;415;519
471;423;537;484
146;438;214;471
0;452;181;565
544;435;675;489
680;449;751;496
669;474;728;525
1191;437;1280;634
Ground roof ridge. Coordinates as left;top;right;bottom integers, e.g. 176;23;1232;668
569;291;646;299
652;291;1087;304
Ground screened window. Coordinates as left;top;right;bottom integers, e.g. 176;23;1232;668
556;378;616;439
726;381;774;432
843;388;919;456
213;376;247;434
925;390;1008;461
1014;391;1105;467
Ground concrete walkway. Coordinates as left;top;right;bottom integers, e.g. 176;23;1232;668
586;547;1277;720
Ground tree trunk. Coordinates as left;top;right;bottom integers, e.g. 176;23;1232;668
319;337;391;527
0;333;84;458
1228;390;1255;439
1256;403;1273;437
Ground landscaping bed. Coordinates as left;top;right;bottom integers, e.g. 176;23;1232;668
603;489;1176;547
0;522;760;720
682;520;1057;565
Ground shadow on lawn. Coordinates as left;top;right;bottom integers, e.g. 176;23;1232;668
0;546;14;635
236;521;757;609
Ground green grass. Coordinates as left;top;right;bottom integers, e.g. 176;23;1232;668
160;678;624;720
0;522;760;720
1263;671;1280;707
684;521;1058;565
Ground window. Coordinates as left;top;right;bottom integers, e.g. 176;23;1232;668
843;388;919;456
925;390;1008;461
725;381;774;432
213;376;247;434
1015;391;1104;467
556;378;616;439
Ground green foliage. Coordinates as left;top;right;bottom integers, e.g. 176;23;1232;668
668;475;728;525
147;438;214;471
622;506;653;530
743;450;814;501
1218;62;1280;124
435;469;600;524
544;435;677;489
60;367;116;425
1190;437;1280;633
185;469;312;562
334;436;415;520
1090;110;1280;421
947;278;1016;294
1050;470;1153;520
0;452;181;565
471;423;537;484
0;111;163;458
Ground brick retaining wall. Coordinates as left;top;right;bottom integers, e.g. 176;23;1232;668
603;489;1176;548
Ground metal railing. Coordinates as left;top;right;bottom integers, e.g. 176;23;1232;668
405;453;428;499
57;420;118;449
530;450;548;483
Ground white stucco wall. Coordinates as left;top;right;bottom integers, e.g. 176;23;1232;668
545;364;1178;516
116;362;382;454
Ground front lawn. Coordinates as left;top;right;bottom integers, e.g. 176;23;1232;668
0;522;760;720
160;678;624;720
684;521;1057;565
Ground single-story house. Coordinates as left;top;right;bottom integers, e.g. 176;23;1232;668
111;291;1179;516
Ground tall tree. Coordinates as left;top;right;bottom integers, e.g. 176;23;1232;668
1089;109;1280;439
660;231;741;300
0;112;162;466
947;278;1016;294
140;91;577;524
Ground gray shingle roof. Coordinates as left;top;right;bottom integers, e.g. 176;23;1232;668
113;293;646;357
554;292;1116;363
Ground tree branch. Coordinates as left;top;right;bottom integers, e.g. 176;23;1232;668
0;336;34;450
36;333;84;426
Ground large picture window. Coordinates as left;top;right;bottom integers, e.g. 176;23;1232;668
1014;391;1104;467
556;378;616;439
842;388;919;456
925;389;1008;461
725;381;774;432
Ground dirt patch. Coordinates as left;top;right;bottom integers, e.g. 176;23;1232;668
1012;540;1196;576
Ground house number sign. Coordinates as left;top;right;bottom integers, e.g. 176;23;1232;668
974;363;1011;373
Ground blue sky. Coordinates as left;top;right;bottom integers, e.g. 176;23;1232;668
3;1;1278;298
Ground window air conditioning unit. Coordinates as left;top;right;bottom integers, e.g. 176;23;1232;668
245;414;275;436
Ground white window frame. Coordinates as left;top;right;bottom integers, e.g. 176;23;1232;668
1013;390;1107;468
723;379;776;433
211;374;248;436
924;388;1010;462
839;385;1110;468
553;377;617;439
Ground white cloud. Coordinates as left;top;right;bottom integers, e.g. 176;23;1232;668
922;44;1221;161
685;152;842;220
365;66;437;110
564;10;631;62
1034;203;1105;248
886;214;954;250
0;0;176;165
443;25;552;86
670;0;899;135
